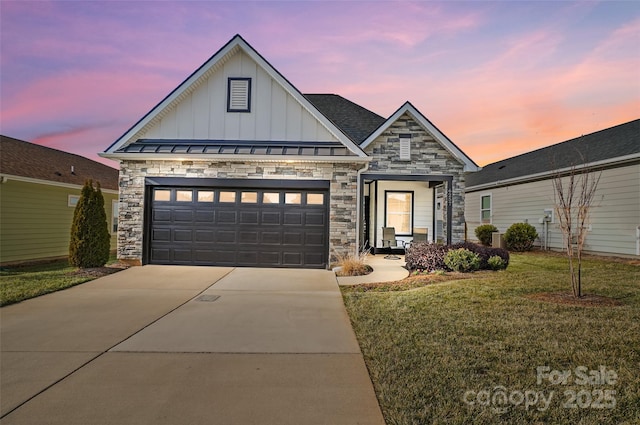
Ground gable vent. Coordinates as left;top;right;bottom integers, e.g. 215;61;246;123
399;134;411;160
227;78;251;112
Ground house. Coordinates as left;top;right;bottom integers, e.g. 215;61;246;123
465;119;640;257
101;34;478;269
0;135;119;265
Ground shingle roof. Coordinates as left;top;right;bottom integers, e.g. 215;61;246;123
466;119;640;188
304;94;386;144
1;135;119;190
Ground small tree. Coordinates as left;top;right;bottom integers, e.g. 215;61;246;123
69;180;111;268
552;159;601;298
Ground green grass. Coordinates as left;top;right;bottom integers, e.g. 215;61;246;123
0;255;117;306
342;252;640;425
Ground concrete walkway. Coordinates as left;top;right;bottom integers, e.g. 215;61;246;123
0;266;384;425
337;254;409;285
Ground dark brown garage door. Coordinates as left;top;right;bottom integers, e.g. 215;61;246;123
147;184;329;268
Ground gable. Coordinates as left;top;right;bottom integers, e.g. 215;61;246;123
362;102;479;172
103;35;366;160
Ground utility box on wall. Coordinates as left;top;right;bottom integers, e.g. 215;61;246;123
492;232;505;249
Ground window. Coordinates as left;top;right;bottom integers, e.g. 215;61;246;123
198;191;214;202
285;193;302;204
399;134;411;161
219;191;236;203
111;200;119;234
481;194;492;223
241;192;258;203
154;190;171;202
307;193;324;205
227;78;251;112
176;190;193;202
385;191;413;235
262;192;280;204
68;195;79;207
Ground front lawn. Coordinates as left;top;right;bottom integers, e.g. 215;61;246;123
0;256;123;306
342;252;640;424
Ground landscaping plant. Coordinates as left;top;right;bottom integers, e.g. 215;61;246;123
405;242;449;272
552;162;601;298
444;248;480;272
69;180;111;268
452;241;509;270
474;224;498;246
504;222;538;252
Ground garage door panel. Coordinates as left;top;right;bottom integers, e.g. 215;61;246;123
282;252;302;266
148;185;328;268
262;211;281;225
195;230;214;242
153;210;172;222
283;213;302;225
239;231;258;244
217;211;238;224
261;231;281;244
173;229;193;242
152;229;171;242
174;210;193;222
305;212;325;226
216;230;237;243
195;210;214;222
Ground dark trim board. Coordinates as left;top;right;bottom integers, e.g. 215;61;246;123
145;177;330;190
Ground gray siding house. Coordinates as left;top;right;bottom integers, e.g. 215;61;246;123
465;119;640;257
102;35;478;268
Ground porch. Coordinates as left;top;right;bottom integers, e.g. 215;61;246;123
359;174;454;254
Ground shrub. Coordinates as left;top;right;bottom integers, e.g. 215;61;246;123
69;180;111;268
504;222;538;252
334;250;372;276
488;255;507;270
444;248;480;273
451;242;510;270
475;224;498;246
405;242;450;272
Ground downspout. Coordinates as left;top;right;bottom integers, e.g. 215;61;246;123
356;162;370;255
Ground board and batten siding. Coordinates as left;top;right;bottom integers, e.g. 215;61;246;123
140;51;338;143
0;179;117;264
465;163;640;257
370;180;434;248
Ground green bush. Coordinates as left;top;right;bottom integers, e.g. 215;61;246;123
487;255;507;270
475;224;498;246
69;180;111;268
504;222;538;252
444;248;480;273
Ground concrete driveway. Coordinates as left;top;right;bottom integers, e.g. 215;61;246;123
0;266;384;425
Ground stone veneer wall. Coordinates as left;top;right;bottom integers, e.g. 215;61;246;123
364;112;466;242
117;160;363;265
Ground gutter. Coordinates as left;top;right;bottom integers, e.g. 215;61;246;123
99;153;372;163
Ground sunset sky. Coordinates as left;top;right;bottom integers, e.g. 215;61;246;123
1;1;639;169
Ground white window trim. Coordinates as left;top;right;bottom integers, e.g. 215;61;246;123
68;194;80;207
385;191;413;236
111;200;119;234
480;193;492;224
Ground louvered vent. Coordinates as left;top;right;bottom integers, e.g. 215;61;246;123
227;78;251;112
399;134;411;160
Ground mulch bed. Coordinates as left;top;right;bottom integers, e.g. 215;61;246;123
526;292;625;307
67;262;130;278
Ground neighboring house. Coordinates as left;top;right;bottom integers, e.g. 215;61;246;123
465;119;640;257
101;34;479;269
0;136;119;264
